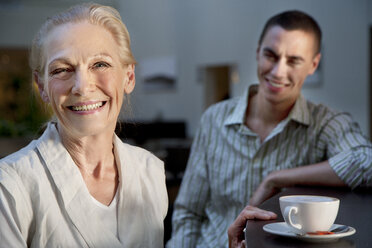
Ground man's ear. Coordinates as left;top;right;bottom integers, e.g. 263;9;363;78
256;45;261;61
309;53;321;75
34;71;49;102
124;64;135;94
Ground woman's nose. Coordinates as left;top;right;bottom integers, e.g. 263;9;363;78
71;70;95;95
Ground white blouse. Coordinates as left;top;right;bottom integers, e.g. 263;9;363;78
0;123;168;248
90;188;119;238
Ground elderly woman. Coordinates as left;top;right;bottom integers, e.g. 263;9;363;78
0;3;167;247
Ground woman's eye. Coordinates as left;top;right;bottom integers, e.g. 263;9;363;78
50;68;70;76
93;61;110;69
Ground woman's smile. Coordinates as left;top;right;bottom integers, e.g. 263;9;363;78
67;101;107;113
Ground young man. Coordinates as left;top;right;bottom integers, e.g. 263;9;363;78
167;10;372;248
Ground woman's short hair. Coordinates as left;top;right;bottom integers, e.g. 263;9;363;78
30;3;136;79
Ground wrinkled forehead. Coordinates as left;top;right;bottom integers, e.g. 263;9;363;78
43;22;119;69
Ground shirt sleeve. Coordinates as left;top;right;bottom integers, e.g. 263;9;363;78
321;112;372;188
166;118;210;248
0;168;30;248
151;157;169;221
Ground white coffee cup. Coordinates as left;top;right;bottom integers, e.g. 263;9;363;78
279;195;340;235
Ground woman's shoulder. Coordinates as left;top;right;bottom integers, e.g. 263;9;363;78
0;139;42;209
0;139;41;176
115;137;164;170
0;123;58;174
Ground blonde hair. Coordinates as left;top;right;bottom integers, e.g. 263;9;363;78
30;3;136;78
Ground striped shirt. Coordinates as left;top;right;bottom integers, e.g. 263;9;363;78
167;85;372;248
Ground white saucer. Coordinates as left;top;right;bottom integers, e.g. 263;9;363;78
263;222;356;243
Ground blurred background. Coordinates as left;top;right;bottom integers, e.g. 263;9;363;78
0;0;371;243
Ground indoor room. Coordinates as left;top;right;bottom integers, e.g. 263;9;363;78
0;0;371;247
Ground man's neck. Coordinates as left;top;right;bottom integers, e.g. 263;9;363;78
245;87;296;142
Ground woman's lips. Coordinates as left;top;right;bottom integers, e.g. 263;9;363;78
67;101;106;112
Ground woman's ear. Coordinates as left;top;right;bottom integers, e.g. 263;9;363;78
124;64;135;94
34;71;49;102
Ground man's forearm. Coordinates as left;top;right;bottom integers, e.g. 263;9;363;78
249;161;347;206
269;161;347;188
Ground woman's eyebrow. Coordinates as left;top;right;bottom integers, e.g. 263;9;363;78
48;53;113;66
48;57;71;68
90;53;114;61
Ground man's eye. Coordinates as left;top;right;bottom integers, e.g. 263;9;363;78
288;59;301;66
264;52;276;61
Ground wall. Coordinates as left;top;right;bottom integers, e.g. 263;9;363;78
0;0;370;137
117;0;180;123
119;0;370;136
165;0;370;136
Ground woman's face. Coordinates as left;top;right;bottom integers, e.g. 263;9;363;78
39;21;135;138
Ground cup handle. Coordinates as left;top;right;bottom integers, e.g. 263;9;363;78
284;206;302;230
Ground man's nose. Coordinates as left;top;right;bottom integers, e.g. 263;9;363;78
71;70;95;95
271;59;287;79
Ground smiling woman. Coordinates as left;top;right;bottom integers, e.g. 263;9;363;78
0;3;168;248
39;21;134;138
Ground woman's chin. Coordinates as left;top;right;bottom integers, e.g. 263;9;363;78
59;120;114;139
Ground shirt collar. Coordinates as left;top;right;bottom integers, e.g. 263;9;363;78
224;85;253;126
287;93;311;126
224;84;310;126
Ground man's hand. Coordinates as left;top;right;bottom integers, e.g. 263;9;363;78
228;206;277;248
249;171;281;207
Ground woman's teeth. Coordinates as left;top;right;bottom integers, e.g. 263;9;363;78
71;102;103;111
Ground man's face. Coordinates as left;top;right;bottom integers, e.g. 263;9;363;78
256;26;321;105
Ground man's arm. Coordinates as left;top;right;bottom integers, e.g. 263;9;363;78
166;125;210;248
250;112;372;206
249;161;345;206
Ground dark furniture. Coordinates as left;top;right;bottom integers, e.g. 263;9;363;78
116;121;187;145
245;186;372;248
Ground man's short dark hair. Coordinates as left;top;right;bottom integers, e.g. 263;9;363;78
258;10;322;54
